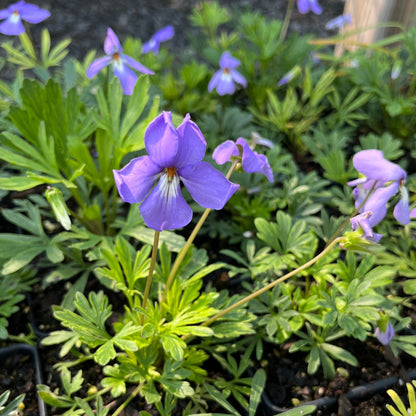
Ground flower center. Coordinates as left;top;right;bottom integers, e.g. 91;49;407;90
11;10;20;22
112;52;120;61
166;167;176;181
224;67;230;74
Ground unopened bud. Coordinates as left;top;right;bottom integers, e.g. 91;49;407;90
45;187;71;230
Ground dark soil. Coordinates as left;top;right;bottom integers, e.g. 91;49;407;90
262;338;416;416
24;0;345;60
0;345;45;416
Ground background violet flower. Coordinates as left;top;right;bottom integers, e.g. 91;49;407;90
213;137;273;182
325;14;352;30
350;212;382;243
113;112;239;231
87;27;154;95
375;322;395;346
277;65;301;87
348;149;415;226
0;1;50;35
208;51;247;96
142;25;174;55
297;0;322;15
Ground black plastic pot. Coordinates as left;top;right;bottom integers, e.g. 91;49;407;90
0;343;47;416
261;367;416;415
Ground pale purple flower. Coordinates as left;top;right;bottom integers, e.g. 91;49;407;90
87;28;154;95
113;112;239;231
251;132;274;149
277;65;301;87
142;26;174;55
348;150;416;226
297;0;322;15
391;61;402;80
350;212;382;243
213;137;273;183
375;322;395;346
325;14;352;30
0;1;50;35
208;51;247;96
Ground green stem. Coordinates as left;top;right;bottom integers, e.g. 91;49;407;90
162;161;238;299
280;0;295;42
142;230;160;310
199;237;343;329
112;382;145;416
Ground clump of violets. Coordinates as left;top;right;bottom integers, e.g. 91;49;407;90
208;51;247;96
87;27;154;95
325;14;352;31
297;0;322;15
142;25;174;55
348;150;416;226
213;137;274;183
113;112;239;231
0;1;50;35
375;311;395;346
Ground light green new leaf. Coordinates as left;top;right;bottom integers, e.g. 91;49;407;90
249;368;266;416
275;405;317;416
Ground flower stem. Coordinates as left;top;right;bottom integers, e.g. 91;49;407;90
142;230;160;310
280;0;295;42
112;382;145;416
162;161;238;299
199;236;343;329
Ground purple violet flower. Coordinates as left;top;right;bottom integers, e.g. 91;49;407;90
87;28;154;95
213;137;274;182
277;65;301;87
375;322;395;346
325;14;352;30
142;25;174;55
350;211;382;243
297;0;323;15
113;112;239;231
0;1;50;35
348;150;416;226
208;51;247;96
391;61;402;80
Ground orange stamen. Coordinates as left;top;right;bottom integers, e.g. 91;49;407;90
224;67;230;74
113;52;119;61
166;167;176;180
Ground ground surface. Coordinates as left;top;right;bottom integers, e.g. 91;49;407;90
29;0;346;60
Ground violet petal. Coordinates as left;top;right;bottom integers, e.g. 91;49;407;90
230;69;247;87
113;156;160;203
113;61;138;95
154;25;174;42
180;161;239;209
86;56;112;78
353;150;406;182
104;27;122;55
140;175;192;231
0;16;24;35
19;5;50;23
220;51;240;69
174;114;207;168
123;54;154;75
212;140;239;165
236;138;262;173
144;112;178;168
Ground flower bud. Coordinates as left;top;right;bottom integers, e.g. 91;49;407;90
45;187;71;230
